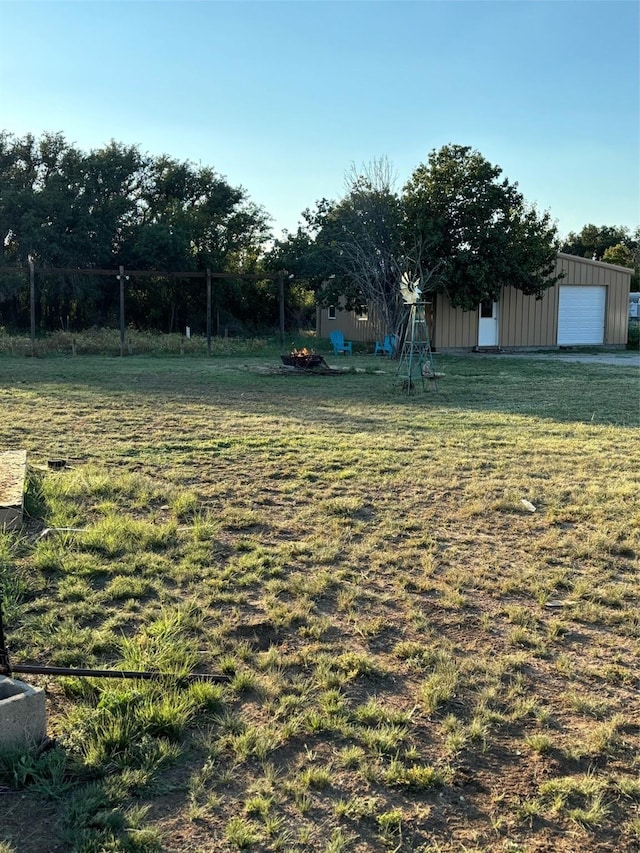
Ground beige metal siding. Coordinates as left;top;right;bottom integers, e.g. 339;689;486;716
435;254;631;350
434;294;476;348
605;267;631;344
316;302;435;346
316;302;386;344
317;254;632;350
499;286;557;347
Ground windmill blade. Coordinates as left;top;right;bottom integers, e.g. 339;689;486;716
400;272;421;304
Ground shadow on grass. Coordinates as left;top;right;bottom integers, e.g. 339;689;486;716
1;353;637;429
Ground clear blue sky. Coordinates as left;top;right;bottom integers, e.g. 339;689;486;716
1;0;638;240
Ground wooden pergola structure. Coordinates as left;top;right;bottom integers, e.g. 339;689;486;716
0;263;288;356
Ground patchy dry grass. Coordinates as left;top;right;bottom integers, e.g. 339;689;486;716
0;348;638;852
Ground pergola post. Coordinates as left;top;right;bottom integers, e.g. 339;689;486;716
206;268;212;356
118;266;126;357
29;258;35;355
278;270;285;351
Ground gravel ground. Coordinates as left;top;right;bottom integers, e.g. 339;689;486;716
477;350;640;367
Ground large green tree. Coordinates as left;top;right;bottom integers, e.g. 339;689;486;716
561;224;632;261
562;223;638;288
0;132;141;327
0;131;271;332
269;160;445;340
602;243;635;268
265;198;344;331
308;160;409;336
0;132;144;269
404;145;562;310
275;146;563;338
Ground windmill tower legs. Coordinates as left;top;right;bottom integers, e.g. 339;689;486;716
395;302;438;393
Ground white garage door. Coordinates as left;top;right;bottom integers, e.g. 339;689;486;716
557;286;606;345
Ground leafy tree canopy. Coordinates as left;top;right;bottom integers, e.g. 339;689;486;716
275;146;563;330
403;145;562;310
602;243;635;268
561;223;639;288
268;161;410;336
560;224;634;262
0;130;272;332
0;131;270;272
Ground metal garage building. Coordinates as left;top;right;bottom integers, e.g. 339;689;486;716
317;253;632;352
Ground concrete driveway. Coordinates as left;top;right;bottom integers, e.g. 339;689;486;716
517;351;639;367
476;350;640;367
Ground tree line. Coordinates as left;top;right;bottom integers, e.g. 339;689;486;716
0;131;281;334
1;131;636;337
560;224;639;283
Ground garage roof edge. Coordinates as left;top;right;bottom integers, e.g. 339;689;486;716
557;252;634;274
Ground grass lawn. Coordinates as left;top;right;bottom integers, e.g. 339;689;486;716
0;344;638;853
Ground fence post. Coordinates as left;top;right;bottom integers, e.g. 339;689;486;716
206;268;212;356
118;265;126;357
29;258;35;356
278;271;285;351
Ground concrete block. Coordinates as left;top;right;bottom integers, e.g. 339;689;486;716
0;450;27;531
0;676;47;751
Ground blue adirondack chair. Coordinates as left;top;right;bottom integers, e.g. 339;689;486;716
329;330;353;355
374;334;396;357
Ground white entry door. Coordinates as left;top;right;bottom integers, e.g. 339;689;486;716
478;299;499;347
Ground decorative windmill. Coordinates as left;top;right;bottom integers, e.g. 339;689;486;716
395;273;438;393
399;272;422;305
